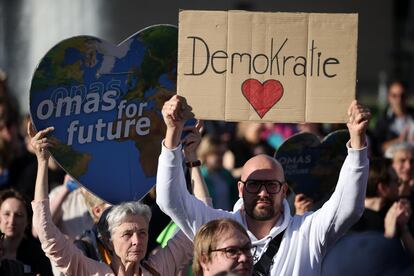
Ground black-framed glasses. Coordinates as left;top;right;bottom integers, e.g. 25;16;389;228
240;179;285;194
210;245;257;259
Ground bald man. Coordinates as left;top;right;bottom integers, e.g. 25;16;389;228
156;96;370;276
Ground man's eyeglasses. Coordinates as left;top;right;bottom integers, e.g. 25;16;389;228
210;245;256;259
240;179;285;194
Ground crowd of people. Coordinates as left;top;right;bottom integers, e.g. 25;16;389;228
0;66;413;275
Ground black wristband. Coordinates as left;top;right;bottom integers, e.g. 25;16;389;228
186;160;201;168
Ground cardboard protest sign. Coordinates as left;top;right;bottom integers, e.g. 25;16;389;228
178;11;358;123
275;130;349;202
30;25;178;204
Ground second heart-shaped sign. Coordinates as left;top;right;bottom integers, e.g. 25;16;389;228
275;130;350;203
30;25;178;204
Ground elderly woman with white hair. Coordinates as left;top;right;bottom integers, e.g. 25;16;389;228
385;141;414;197
29;123;194;276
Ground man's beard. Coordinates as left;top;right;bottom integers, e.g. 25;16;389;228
244;196;277;221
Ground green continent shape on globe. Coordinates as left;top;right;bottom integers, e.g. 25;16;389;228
124;27;177;102
148;87;175;113
115;88;171;177
133;109;166;177
32;37;99;92
48;136;92;178
111;26;177;177
133;87;173;176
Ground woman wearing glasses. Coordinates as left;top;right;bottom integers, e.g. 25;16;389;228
193;218;254;276
158;97;371;276
28;121;213;276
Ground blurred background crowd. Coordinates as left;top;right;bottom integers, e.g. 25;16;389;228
1;0;414;275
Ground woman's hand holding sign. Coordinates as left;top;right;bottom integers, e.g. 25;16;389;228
28;121;54;164
162;95;194;149
27;121;55;201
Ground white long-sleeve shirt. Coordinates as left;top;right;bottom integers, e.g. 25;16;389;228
156;141;369;276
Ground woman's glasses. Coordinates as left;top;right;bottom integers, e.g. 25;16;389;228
210;244;257;259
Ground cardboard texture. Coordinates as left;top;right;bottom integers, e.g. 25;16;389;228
178;10;358;123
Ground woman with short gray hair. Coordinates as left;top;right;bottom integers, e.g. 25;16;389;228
103;202;152;241
29;123;194;276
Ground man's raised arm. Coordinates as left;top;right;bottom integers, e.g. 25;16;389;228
156;95;231;239
307;100;371;256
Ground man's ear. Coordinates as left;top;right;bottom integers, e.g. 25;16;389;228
237;181;244;198
282;183;288;197
92;205;104;221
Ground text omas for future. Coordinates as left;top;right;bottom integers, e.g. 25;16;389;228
36;89;151;145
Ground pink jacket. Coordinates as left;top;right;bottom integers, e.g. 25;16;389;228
32;199;193;276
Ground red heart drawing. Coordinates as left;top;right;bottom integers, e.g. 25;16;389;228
241;79;284;118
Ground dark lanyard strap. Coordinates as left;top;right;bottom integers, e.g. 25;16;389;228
253;229;286;276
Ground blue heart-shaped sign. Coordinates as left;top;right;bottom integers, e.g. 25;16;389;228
275;130;350;202
30;25;177;204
